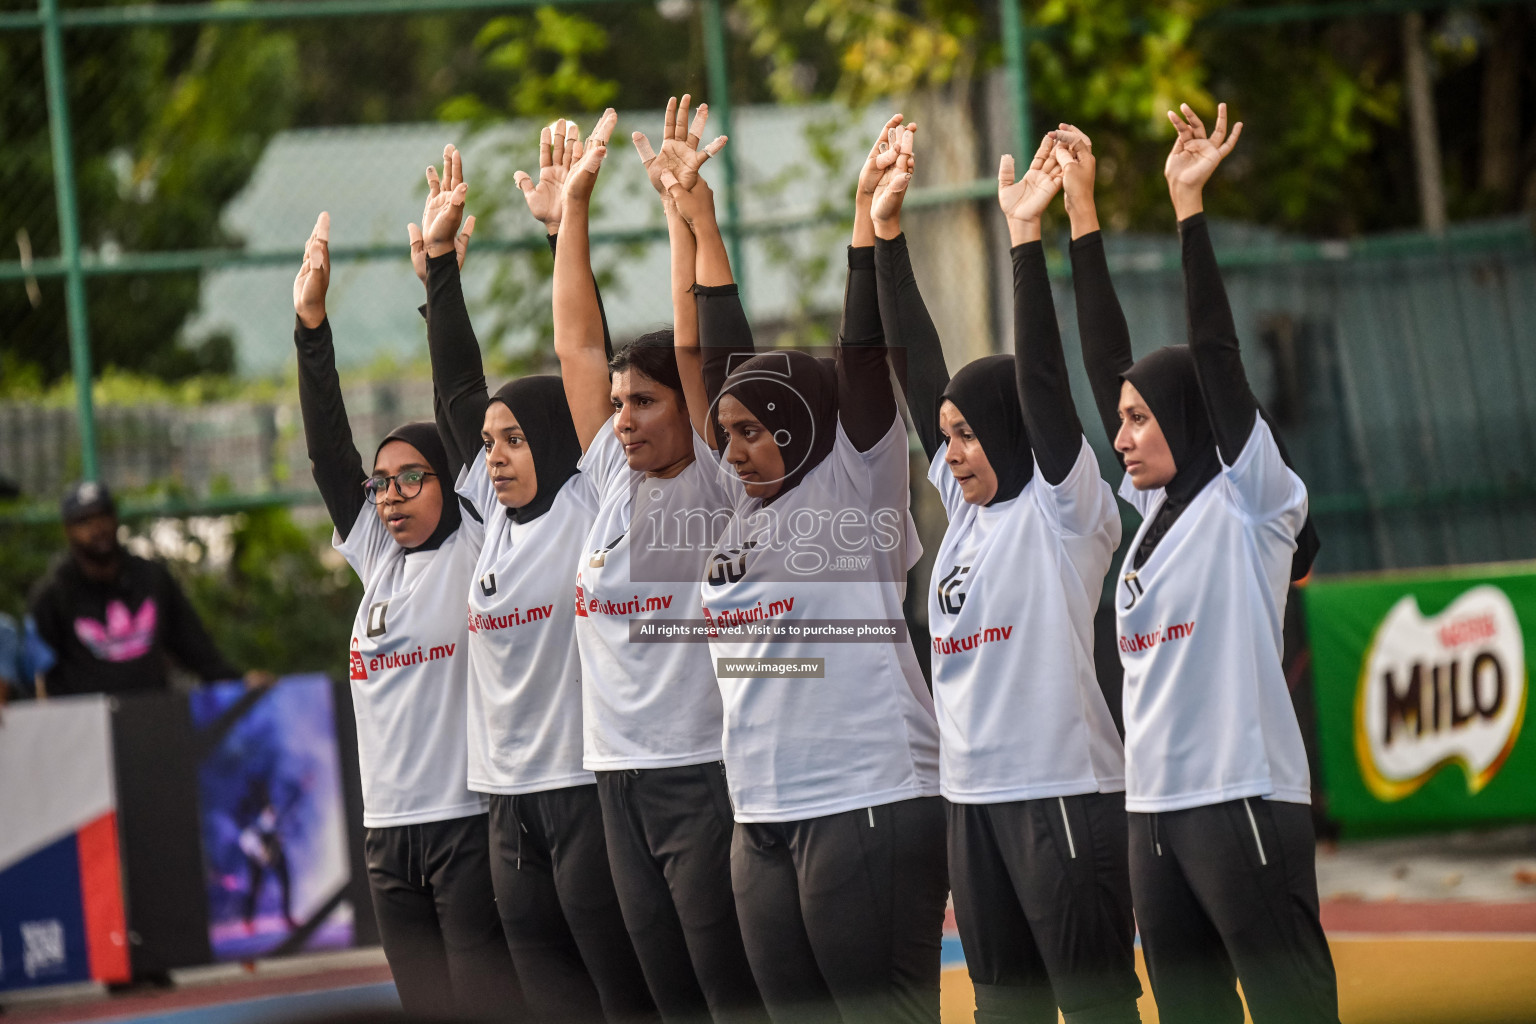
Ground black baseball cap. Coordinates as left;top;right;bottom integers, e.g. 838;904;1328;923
61;481;116;525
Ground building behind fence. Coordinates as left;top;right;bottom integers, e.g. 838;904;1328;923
6;209;1534;579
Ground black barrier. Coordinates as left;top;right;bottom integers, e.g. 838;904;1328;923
0;675;375;991
111;691;213;976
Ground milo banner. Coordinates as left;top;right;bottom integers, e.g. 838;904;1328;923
1306;562;1535;832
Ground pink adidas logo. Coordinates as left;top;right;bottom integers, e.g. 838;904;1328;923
74;599;157;662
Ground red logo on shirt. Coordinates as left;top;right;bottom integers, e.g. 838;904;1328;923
1118;621;1196;654
349;637;368;680
574;582;588;617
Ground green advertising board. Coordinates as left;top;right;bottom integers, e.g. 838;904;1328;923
1305;561;1536;834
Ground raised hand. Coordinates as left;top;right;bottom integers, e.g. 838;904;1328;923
659;162;720;229
857;112;906;208
293;211;330;329
514;120;580;233
870;124;916;237
563;108;618;207
1050;124;1096;209
998;134;1063;227
422;143;470;258
407;215;474;284
633;95;728;199
1165;102;1243;215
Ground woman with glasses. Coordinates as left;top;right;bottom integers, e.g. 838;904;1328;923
292;206;522;1021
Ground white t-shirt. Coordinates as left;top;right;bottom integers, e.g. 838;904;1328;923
572;418;732;770
337;500;488;828
1115;415;1311;813
459;458;598;795
701;417;940;823
926;437;1124;804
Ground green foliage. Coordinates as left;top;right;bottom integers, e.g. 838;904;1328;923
176;507;363;681
2;19;300;385
439;8;620;122
737;0;981;105
0;520;64;621
727;0;1516;236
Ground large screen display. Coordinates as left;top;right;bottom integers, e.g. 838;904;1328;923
190;675;354;960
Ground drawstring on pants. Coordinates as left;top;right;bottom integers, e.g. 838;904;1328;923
1151;814;1163;857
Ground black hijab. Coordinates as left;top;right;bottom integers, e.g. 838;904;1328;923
941;354;1033;506
488;375;582;524
375;421;460;553
1122;345;1319;580
718;349;838;504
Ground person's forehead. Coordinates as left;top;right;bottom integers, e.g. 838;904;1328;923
374;439;429;472
938;399;968;424
611;368;661;395
483;403;521;430
717;393;766;424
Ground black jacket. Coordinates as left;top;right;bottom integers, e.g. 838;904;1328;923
28;552;240;696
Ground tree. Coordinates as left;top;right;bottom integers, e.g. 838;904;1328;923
728;0;1533;236
2;19;301;387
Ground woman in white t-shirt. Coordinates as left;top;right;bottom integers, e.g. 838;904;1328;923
662;115;946;1024
291;209;522;1020
1074;106;1337;1024
418;136;658;1024
553;104;767;1024
872;126;1143;1022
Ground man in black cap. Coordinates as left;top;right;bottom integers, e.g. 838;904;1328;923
26;481;271;697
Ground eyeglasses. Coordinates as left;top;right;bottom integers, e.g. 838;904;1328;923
364;469;436;504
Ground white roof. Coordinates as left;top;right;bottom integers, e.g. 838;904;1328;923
190;105;894;375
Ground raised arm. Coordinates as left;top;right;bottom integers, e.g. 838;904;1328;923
1058;127;1133;457
665;160;753;450
1165;101;1256;462
835;116;911;452
411;143;486;467
554;110;621;452
517;120;615;360
635;96;727;444
1000;134;1080;485
292;213;367;538
870;122;948;460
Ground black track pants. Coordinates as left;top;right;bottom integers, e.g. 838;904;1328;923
1129;798;1340;1024
731;796;949;1024
948;794;1142;1024
595;764;767;1024
490;787;660;1024
365;812;526;1021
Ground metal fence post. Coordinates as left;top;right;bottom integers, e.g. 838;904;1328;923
700;0;745;296
999;0;1032;153
39;0;99;482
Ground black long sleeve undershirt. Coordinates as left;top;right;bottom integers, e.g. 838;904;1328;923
1012;241;1084;486
836;246;898;453
426;234;610;469
696;247;892;454
295;317;367;539
425;251;492;468
1180;213;1257;462
696;281;757;452
874;233;950;461
1070;231;1134;467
